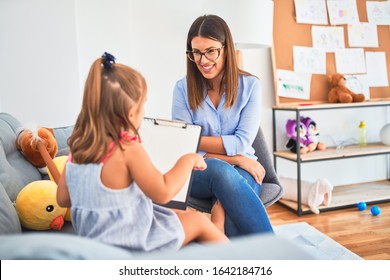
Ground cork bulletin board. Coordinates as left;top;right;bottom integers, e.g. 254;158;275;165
272;0;390;106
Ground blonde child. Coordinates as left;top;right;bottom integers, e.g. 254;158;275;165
57;52;228;252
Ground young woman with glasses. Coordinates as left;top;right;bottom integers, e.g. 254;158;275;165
172;14;274;237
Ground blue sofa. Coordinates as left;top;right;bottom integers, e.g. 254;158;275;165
0;112;312;260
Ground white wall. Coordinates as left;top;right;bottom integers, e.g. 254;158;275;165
0;0;387;186
75;0;206;121
0;0;80;127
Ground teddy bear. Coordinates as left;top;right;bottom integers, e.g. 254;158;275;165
300;116;326;152
285;119;310;154
328;73;365;103
16;126;61;182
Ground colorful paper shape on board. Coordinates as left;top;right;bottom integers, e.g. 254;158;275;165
294;0;328;25
327;0;359;25
345;74;370;100
367;1;390;25
312;26;345;52
276;69;311;100
293;46;326;74
335;48;366;74
365;52;389;87
348;23;379;48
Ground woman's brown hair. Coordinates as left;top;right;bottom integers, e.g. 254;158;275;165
186;14;250;110
68;56;146;163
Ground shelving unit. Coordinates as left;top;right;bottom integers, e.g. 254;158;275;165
272;101;390;216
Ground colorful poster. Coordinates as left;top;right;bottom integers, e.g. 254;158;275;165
327;0;359;25
294;0;328;25
312;26;345;51
276;69;312;100
335;48;366;74
293;46;326;74
348;23;379;48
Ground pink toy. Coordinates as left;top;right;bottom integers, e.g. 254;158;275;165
300;116;326;152
285;119;310;154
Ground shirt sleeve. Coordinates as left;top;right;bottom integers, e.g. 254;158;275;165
221;77;262;156
171;79;193;123
171;79;207;157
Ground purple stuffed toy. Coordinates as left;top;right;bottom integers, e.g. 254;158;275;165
300;116;326;152
285;119;310;154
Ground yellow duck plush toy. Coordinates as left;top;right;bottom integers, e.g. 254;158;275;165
15;126;70;230
15;180;67;230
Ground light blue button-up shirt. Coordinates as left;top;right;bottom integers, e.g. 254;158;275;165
172;75;262;159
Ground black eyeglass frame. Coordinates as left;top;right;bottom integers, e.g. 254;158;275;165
186;46;224;62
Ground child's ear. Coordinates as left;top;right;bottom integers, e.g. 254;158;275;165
128;107;135;120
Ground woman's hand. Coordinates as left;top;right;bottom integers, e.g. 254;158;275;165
235;155;265;184
203;153;265;184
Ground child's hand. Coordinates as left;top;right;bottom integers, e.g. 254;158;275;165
192;153;207;171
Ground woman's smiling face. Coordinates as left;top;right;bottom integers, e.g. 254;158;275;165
190;36;225;82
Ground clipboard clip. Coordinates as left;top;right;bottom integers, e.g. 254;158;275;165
151;118;188;129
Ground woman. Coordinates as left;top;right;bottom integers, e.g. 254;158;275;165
172;14;274;237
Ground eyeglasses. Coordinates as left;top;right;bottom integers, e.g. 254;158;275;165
186;46;224;62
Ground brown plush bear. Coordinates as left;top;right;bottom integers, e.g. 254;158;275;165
328;73;365;103
16;126;60;182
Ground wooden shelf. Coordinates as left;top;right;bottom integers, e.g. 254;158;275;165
273;100;390;111
278;180;390;213
273;100;390;216
274;143;390;162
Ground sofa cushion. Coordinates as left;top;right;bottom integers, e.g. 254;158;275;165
53;125;74;155
0;113;42;201
0;182;22;234
0;232;136;259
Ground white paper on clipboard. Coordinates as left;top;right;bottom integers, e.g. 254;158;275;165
139;117;202;210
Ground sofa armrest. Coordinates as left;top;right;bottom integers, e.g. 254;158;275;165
0;182;22;234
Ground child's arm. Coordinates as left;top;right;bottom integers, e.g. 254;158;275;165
56;166;71;208
125;142;206;204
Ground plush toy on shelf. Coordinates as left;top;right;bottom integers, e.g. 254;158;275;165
285;119;310;154
328;73;365;103
300;116;327;152
14;125;70;230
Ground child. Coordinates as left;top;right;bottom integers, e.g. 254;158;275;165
57;52;228;252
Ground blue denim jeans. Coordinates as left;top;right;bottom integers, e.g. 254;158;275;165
190;158;274;237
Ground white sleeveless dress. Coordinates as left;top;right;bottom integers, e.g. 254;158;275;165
66;162;184;252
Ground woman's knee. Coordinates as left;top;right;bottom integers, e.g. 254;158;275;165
204;158;237;180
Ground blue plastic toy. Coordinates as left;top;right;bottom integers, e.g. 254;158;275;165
357;201;367;211
370;205;381;216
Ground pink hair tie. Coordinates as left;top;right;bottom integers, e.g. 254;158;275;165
119;131;139;142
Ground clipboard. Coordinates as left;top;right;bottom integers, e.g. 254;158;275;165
139;117;202;210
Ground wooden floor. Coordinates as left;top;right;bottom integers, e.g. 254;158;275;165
267;201;390;260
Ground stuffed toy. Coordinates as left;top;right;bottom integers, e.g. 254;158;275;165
14;125;71;230
328;73;365;103
300;116;326;152
48;155;71;222
279;176;333;214
16;126;61;181
15;180;68;230
285;119;310;154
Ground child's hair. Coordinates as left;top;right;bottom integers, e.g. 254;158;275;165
69;52;147;164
